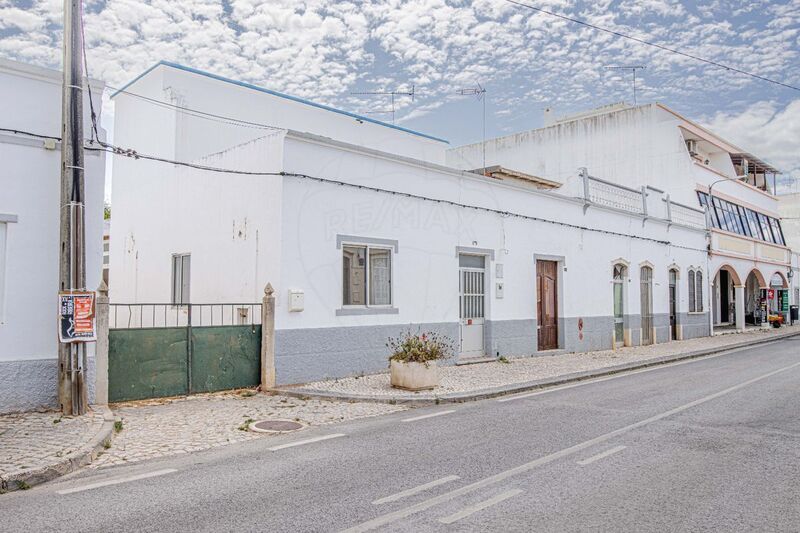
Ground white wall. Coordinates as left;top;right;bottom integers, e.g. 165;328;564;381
0;59;105;363
109;133;284;304
779;193;800;251
274;133;708;331
447;104;782;216
115;63;448;166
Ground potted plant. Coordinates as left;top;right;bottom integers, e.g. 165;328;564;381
388;330;454;391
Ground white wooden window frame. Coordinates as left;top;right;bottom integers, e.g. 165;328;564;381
171;253;191;306
337;236;398;316
687;268;704;314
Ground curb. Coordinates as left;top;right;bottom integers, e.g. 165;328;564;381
0;405;115;494
273;329;800;406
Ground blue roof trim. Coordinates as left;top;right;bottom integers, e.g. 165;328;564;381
111;60;449;144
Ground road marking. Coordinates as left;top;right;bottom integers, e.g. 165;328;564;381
496;342;782;403
577;445;627;465
372;476;460;505
57;468;178;495
341;360;800;532
438;489;524;524
268;433;344;451
401;410;456;423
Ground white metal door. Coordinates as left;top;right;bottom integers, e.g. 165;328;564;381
459;255;485;358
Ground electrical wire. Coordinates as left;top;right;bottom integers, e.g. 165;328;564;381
1;125;709;251
503;0;800;93
83;140;708;252
105;85;283;131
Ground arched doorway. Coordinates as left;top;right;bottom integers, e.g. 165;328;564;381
640;265;653;345
744;270;767;326
769;272;789;322
613;263;627;346
713;265;742;329
669;268;679;340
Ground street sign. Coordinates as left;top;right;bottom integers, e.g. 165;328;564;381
58;291;96;343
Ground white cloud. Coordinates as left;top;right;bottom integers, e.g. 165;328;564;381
703;99;800;193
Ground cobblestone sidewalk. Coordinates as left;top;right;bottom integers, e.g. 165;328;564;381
92;391;405;469
291;325;800;400
0;409;108;490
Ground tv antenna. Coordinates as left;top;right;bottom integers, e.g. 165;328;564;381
604;65;646;105
457;83;488;175
350;86;415;124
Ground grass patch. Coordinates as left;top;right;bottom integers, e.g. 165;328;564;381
17;481;30;491
114;420;124;433
497;356;511;364
238;418;255;431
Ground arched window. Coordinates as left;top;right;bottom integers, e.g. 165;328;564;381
688;270;696;313
695;270;704;312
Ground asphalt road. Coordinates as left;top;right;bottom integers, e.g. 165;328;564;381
3;337;800;532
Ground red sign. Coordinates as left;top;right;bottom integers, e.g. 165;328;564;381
768;289;775;299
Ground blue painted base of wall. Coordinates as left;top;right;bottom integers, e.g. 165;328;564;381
0;357;95;415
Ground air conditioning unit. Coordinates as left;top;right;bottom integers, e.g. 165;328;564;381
685;139;699;156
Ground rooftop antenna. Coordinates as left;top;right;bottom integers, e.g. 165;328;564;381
350;86;415;124
457;83;487;175
604;65;646;105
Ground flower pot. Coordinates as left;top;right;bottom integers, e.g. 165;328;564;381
390;360;439;391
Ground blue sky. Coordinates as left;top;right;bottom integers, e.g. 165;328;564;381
1;0;798;189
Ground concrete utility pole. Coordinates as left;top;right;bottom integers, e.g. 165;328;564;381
58;0;88;415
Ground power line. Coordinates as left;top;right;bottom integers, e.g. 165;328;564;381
87;143;704;252
504;0;800;93
1;125;709;251
105;85;283;131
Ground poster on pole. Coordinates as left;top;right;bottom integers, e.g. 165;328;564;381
58;291;96;343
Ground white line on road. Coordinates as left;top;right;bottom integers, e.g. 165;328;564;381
496;342;780;403
372;476;460;505
401;410;456;423
341;360;800;532
268;433;344;451
57;469;178;495
438;489;524;524
576;445;627;466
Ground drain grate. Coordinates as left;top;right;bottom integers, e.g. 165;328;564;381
250;419;305;433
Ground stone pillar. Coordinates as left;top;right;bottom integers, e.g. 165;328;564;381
94;280;109;405
260;283;276;390
734;284;746;333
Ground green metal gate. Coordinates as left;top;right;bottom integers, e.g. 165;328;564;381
108;303;261;402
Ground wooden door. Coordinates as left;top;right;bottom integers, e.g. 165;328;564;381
537;260;558;350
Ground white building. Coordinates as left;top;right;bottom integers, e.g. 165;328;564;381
0;58;106;413
111;64;709;385
449;103;794;332
778;193;800;252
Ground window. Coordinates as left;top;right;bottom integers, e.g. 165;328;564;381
769;217;785;245
687;268;703;312
695;270;704;312
171;254;190;305
696;192;786;246
342;245;392;307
